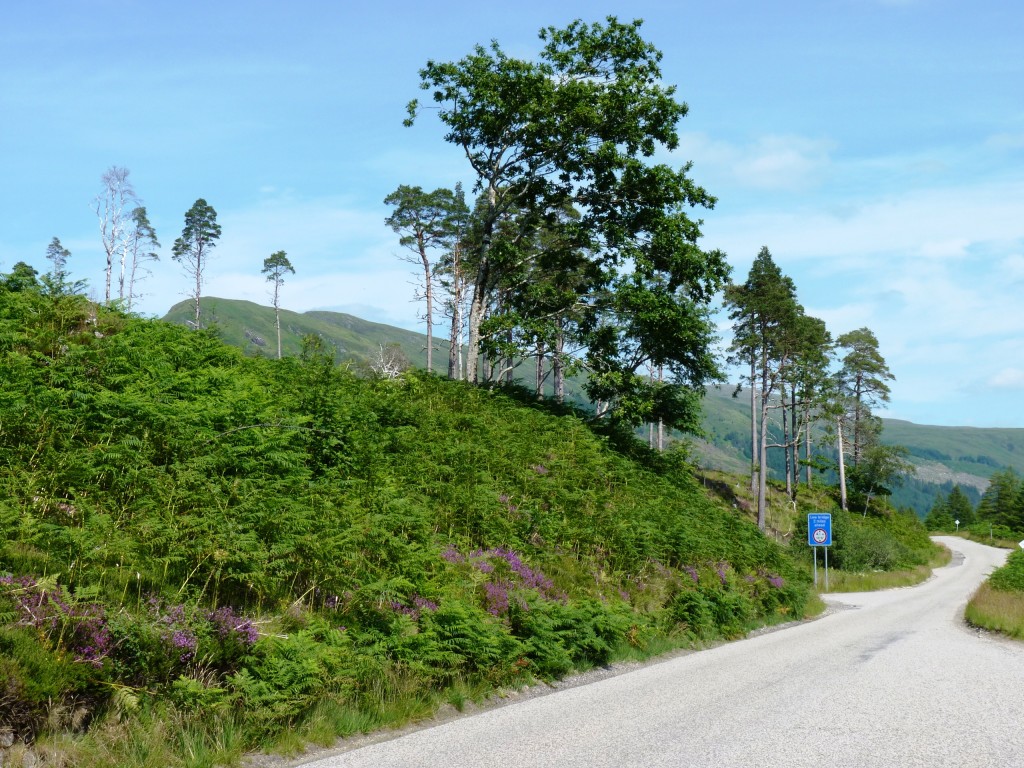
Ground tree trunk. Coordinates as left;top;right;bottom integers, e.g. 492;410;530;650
553;321;565;404
757;392;770;531
422;253;433;374
657;365;665;452
749;356;757;493
804;409;813;486
535;341;544;398
782;382;792;499
447;245;464;380
837;418;848;511
790;388;798;491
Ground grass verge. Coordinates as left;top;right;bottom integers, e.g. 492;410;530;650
819;543;952;593
965;583;1024;640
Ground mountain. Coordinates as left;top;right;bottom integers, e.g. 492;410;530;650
163;298;1024;516
694;385;1024;515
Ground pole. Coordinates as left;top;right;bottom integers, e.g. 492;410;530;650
813;547;818;589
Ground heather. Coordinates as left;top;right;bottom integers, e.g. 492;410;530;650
0;287;808;762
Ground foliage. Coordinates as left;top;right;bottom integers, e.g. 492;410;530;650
988;549;1024;593
791;508;934;572
406;16;730;425
171;198;222;324
0;274;811;761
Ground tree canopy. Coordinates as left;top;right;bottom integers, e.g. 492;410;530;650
406;16;730;429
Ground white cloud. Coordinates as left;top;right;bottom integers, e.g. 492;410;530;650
989;368;1024;390
677;132;835;192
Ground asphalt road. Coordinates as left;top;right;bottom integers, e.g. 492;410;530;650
303;537;1023;768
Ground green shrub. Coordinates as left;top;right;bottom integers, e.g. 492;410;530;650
989;550;1024;593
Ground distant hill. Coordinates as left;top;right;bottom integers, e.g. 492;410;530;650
163;298;1024;517
162;297;583;400
694;385;1024;515
163;297;436;369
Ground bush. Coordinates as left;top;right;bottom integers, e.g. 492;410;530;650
989;550;1024;593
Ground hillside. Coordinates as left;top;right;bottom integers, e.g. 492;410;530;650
164;298;1024;517
4;288;813;763
696;385;1024;515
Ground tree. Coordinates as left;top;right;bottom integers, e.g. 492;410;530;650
977;469;1023;531
384;185;467;373
724;246;801;529
835;328;894;467
45;237;72;293
126;207;160;311
406;16;729;416
788;314;833;489
1;262;39;292
172;199;222;325
93;166;139;305
945;485;976;527
925;493;954;531
848;443;914;515
262;250;295;359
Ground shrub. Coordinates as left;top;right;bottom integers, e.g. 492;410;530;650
989;550;1024;593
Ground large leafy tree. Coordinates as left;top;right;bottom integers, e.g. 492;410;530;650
262;250;295;359
406;16;729;423
172;199;222;325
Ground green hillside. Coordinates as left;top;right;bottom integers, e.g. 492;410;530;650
163;298;1024;518
4;287;815;763
163;297;436;369
694;385;1024;515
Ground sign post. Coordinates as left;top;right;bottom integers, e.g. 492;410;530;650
808;513;833;591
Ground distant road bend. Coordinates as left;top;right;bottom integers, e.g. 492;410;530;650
304;537;1023;768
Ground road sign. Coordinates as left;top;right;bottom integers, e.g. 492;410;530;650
808;513;832;547
1019;539;1024;550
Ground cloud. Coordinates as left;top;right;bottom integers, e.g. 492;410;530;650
989;368;1024;390
677;133;835;192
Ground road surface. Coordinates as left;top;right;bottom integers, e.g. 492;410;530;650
302;536;1022;767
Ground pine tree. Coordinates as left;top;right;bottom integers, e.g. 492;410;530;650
172;199;222;325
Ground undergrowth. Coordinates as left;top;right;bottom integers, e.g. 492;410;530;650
0;286;812;765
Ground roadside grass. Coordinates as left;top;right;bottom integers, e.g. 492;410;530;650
821;543;952;593
965;583;1024;640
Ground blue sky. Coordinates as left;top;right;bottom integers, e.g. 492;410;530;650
2;0;1022;427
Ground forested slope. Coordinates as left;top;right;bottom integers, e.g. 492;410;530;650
1;286;808;762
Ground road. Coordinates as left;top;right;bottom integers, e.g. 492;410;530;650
302;537;1023;768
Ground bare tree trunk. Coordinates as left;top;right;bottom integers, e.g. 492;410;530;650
749;356;757;493
782;381;792;499
447;245;464;380
273;280;283;359
553;322;565;404
757;392;770;531
466;281;487;384
804;409;813;486
535;341;544;398
657;365;665;452
791;388;799;491
422;253;433;373
837;418;848;511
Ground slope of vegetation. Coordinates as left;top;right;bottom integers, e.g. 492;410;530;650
966;549;1024;641
1;285;811;765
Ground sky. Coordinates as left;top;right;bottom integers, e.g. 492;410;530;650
2;0;1022;428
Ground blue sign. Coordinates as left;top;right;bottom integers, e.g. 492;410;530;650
808;513;832;547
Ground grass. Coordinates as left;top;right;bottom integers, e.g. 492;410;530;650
819;542;952;593
965;582;1024;640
